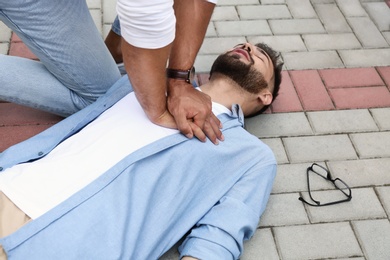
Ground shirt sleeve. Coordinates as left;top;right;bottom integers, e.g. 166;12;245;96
178;163;277;259
116;0;175;49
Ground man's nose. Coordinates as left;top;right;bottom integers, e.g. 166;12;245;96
242;43;252;53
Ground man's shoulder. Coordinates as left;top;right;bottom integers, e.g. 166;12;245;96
222;124;276;163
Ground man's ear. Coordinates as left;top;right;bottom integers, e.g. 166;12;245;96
258;89;273;106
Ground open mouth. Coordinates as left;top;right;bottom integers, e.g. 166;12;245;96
231;49;250;61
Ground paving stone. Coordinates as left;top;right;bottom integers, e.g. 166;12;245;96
205;23;217;37
304;188;386;223
269;19;325;35
102;24;111;39
319;67;384;88
339;49;390;67
283;51;344;70
335;0;367;17
199;37;246;54
350;132;390;158
283;135;357;163
218;0;259;5
363;2;390;31
314;4;352;33
347;17;388;48
102;0;117;24
89;9;102;34
241;228;279;260
237;5;292;20
333;258;365;260
377;66;390;88
376;186;390;217
194;54;218;73
0;43;8;55
248;35;306;52
307;109;378;134
286;0;317;18
215;20;272;36
329;158;390;187
383;32;390;45
245;112;312;138
86;0;101;9
160;244;180;259
352;219;390;260
261;138;289;164
269;71;303;113
259;193;309;227
0;103;63;126
211;6;239;21
303;33;361;51
8;42;37;60
0;125;53;152
11;33;21;42
337;257;366;260
370;107;390;130
274;222;362;259
262;0;286;3
329;86;390;110
271;162;330;193
289;70;334;111
0;22;11;42
310;0;335;3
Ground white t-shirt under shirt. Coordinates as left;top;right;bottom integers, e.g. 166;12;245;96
0;91;230;219
117;0;218;49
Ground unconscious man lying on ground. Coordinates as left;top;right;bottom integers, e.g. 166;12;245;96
0;42;283;259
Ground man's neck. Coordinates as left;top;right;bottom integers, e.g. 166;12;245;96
199;78;244;112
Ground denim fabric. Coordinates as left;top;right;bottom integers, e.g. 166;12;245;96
0;0;121;116
0;77;276;259
111;16;121;36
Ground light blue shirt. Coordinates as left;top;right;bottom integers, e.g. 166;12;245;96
0;76;276;259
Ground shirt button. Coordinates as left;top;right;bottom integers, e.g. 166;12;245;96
38;152;44;156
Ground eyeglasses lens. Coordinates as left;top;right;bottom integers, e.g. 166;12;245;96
334;179;351;197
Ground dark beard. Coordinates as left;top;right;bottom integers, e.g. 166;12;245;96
210;52;268;94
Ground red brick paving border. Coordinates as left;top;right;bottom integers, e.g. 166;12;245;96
9;42;38;60
9;33;38;60
270;71;302;113
319;68;384;88
289;70;335;111
329;86;390;110
0;124;56;152
0;103;63;127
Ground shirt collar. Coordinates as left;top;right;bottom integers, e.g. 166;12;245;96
196;87;245;128
230;103;245;127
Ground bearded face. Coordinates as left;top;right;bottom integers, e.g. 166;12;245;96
210;52;268;94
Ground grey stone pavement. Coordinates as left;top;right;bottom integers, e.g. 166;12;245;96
173;1;390;259
96;1;390;259
179;1;390;259
2;0;390;259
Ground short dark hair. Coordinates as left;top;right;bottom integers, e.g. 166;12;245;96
248;43;283;117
